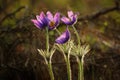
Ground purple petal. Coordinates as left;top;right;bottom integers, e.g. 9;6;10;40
47;11;54;21
39;12;48;25
31;19;43;29
61;16;70;24
55;29;70;44
47;12;60;30
54;12;60;26
74;14;77;19
39;12;46;20
69;16;77;25
36;15;43;24
61;16;76;25
69;13;77;21
68;11;74;18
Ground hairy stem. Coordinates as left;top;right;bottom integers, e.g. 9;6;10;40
55;28;61;35
76;56;84;80
46;27;49;55
67;44;72;80
46;27;54;80
48;60;54;80
72;25;80;45
56;44;72;80
66;54;72;80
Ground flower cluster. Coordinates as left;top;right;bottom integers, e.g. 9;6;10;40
31;11;77;44
31;11;90;80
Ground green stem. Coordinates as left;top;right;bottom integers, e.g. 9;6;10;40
72;25;84;80
46;27;49;55
72;25;80;45
57;44;72;80
55;28;61;35
66;54;72;80
66;45;72;80
48;60;54;80
46;27;54;80
43;54;54;80
77;56;84;80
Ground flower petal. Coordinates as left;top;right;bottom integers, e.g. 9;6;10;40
36;15;43;24
54;12;60;26
69;12;77;21
31;19;43;29
61;16;70;24
68;11;74;18
55;29;70;44
61;11;77;25
69;16;77;25
39;12;46;20
74;14;77;19
39;12;48;25
47;11;54;21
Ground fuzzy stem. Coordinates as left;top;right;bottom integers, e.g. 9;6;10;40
66;44;72;80
46;27;54;80
48;60;54;80
72;25;84;80
56;44;72;80
46;27;49;55
76;56;84;80
63;53;72;80
66;54;72;80
43;53;54;80
61;51;72;80
72;25;80;45
55;28;61;35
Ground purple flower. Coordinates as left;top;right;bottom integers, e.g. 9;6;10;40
31;12;48;29
47;11;60;30
55;29;70;44
61;11;77;25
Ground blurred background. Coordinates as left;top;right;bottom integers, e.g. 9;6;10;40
0;0;120;80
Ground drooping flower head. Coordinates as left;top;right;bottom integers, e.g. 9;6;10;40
55;28;70;44
46;11;60;30
61;11;77;25
31;12;48;29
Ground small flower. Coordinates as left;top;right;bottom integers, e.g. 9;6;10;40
55;29;70;44
61;11;77;25
47;11;60;30
31;12;48;29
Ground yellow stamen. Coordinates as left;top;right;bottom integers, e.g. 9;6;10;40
50;21;55;27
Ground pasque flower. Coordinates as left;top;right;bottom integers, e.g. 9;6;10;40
61;11;77;25
55;28;70;44
31;11;60;30
31;12;48;29
47;11;60;30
